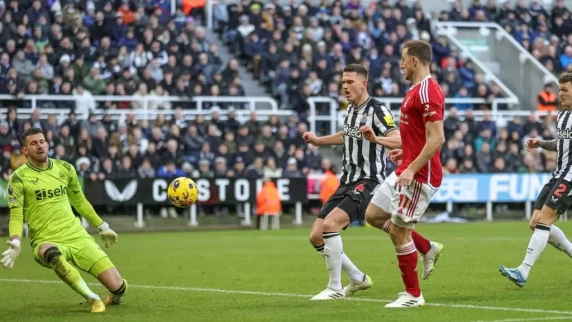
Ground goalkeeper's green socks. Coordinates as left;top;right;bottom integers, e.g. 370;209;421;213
51;256;99;301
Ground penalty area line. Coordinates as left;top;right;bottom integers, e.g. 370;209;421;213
1;278;571;316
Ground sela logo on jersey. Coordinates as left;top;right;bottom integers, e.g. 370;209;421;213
343;124;363;139
423;105;437;118
35;186;68;201
556;129;572;139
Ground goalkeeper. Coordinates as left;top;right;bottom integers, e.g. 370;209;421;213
1;128;127;313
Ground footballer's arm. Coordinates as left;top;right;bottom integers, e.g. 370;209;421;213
313;131;344;146
67;167;105;227
540;139;558;151
7;174;24;241
406;121;446;174
372;129;402;150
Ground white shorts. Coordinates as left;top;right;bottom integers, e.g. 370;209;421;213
370;172;438;229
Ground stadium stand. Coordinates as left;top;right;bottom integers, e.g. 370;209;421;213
218;0;509;111
442;0;572;77
0;0;566;204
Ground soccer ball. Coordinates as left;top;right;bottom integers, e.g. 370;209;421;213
167;177;199;208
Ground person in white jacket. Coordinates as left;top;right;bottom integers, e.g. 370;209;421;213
72;84;96;116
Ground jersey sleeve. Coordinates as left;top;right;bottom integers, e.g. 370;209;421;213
372;104;397;136
420;83;445;124
7;172;25;238
66;164;104;228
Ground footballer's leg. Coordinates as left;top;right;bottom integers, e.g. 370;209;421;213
73;237;128;305
95;265;128;305
311;181;378;301
367;173;444;280
309;218;326;256
500;205;559;287
529;210;572;258
35;243;104;313
311;206;352;300
311;187;370;297
385;180;436;308
500;180;570;287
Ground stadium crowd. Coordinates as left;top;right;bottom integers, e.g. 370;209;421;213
216;0;512;112
0;0;566;184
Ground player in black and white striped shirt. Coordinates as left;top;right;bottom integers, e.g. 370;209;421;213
302;64;402;300
338;96;395;184
500;73;572;287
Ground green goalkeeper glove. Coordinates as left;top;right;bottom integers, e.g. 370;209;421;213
98;222;118;248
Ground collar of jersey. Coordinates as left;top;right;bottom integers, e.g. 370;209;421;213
26;159;53;172
409;75;432;90
351;96;372;111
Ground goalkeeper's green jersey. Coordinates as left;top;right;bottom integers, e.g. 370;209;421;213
7;159;103;248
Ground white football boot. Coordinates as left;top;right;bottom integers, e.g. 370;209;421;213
310;288;345;300
422;241;445;280
385;292;425;308
343;274;373;296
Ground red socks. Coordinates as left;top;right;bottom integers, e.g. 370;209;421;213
411;230;431;255
396;241;421;297
382;221;431;255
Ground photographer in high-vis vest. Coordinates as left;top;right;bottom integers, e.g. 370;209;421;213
256;177;282;230
537;83;558;112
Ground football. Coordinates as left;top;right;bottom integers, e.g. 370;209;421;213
167;177;199;208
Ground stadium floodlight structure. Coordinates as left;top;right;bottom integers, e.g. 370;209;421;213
433;21;559;111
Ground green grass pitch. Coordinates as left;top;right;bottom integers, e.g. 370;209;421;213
2;221;572;322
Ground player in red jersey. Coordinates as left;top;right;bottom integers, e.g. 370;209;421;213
366;40;446;308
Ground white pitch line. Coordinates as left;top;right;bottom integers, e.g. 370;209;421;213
1;278;572;316
472;317;572;322
257;236;531;242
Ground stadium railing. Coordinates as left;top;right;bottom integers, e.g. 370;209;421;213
0;94;545;135
0;95;289;123
308;96;521;135
433;21;559;111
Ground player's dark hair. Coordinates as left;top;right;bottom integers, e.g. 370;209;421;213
559;73;572;84
403;40;433;65
22;127;44;145
343;64;369;79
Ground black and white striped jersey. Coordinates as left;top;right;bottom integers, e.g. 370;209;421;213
554;109;572;181
340;97;397;185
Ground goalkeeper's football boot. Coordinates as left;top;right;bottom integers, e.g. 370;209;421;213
90;298;106;313
422;241;445;280
343;274;373;296
105;279;128;305
385;292;425;308
310;288;345;300
499;266;527;287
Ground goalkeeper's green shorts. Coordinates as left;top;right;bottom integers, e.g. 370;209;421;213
33;236;114;276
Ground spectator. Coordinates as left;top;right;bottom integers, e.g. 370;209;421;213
475;141;493;173
537;83;558;111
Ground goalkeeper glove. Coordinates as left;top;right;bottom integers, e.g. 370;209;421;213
98;222;118;248
1;239;21;269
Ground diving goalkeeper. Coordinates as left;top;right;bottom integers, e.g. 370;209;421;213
1;127;127;313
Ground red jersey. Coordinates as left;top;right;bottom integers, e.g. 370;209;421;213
396;76;445;188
